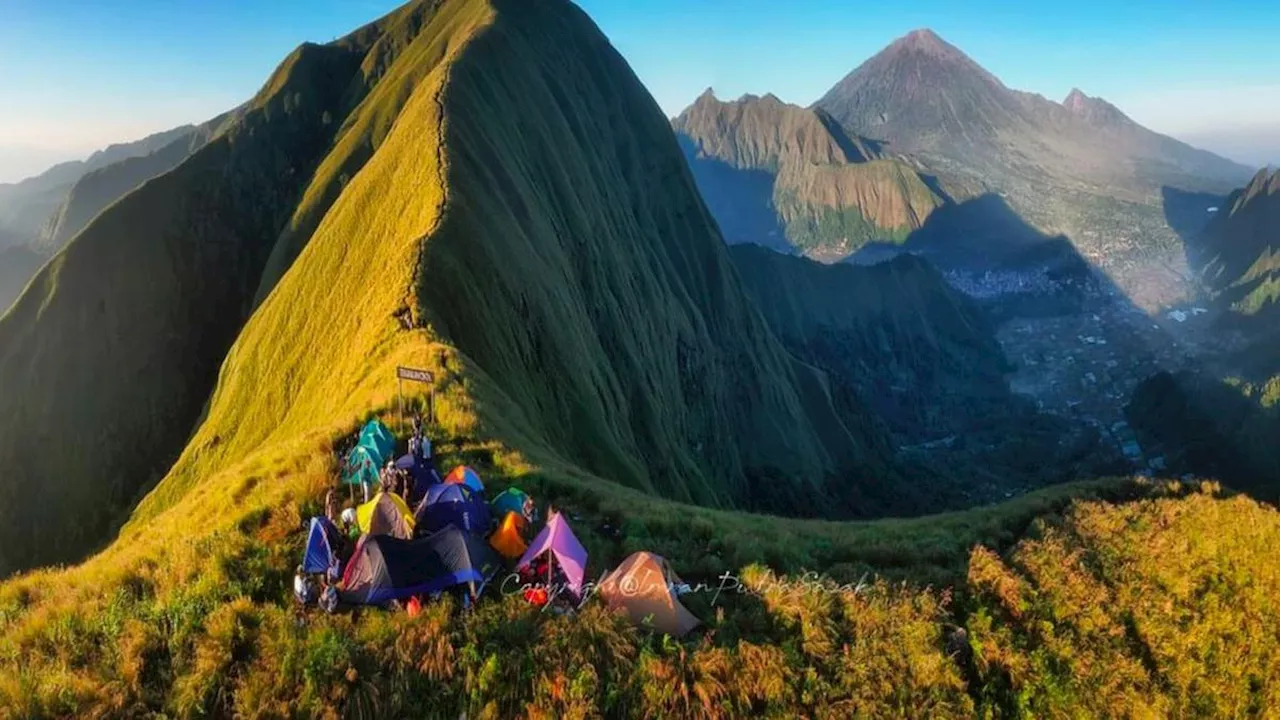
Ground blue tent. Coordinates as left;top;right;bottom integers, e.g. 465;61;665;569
395;453;436;489
359;419;396;461
303;516;343;579
340;527;499;606
416;483;491;535
342;444;382;487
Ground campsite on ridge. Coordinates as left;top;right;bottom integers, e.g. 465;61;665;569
2;0;1280;716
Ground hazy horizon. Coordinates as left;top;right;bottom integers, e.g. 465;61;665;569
3;0;1278;183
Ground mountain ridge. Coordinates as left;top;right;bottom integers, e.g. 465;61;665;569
673;90;946;259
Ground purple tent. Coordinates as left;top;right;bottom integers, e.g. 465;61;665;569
516;511;588;596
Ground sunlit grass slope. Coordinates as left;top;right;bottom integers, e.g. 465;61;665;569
0;1;491;577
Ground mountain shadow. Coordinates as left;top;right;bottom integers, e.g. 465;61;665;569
1160;185;1226;278
854;192;1212;481
850;193;1098;318
730;243;1131;509
675;135;792;253
1128;370;1280;502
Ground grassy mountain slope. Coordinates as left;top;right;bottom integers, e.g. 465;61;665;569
1197;168;1280;323
672;91;944;260
0;32;380;575
0;245;44;314
814;29;1254;308
0;125;197;249
1;0;908;578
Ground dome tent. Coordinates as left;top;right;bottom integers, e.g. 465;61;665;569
599;551;699;637
340;527;499;605
356;492;416;539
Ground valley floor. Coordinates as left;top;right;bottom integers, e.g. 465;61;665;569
971;270;1251;474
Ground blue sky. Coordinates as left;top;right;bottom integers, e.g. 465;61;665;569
2;0;1278;182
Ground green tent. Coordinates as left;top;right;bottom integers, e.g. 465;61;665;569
491;487;532;519
359;419;396;460
343;444;383;487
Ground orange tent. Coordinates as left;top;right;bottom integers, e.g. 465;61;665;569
599;552;700;637
490;511;529;560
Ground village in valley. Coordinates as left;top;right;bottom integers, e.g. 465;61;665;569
945;261;1244;476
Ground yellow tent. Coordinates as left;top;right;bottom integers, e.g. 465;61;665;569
490;511;529;560
599;552;699;637
356;492;415;540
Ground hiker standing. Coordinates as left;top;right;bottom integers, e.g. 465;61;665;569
319;576;340;614
324;489;338;524
294;566;316;606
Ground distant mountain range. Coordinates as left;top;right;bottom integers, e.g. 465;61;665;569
677;28;1255;309
0;121;224;313
0;125;198;248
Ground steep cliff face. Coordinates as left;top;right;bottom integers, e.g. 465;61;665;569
672;90;945;260
1196;169;1280;324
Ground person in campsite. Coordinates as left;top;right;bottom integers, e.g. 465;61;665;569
294;565;316;605
402;469;416;507
319;575;340;614
324;489;338;524
341;507;359;540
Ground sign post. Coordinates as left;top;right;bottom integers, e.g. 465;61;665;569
396;366;435;431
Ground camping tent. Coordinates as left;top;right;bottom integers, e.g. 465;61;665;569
516;511;588;596
490;511;529;560
599;552;700;637
357;492;416;539
416;483;490;535
358;419;396;460
303;516;344;578
395;453;438;493
444;465;485;494
342;445;383;487
491;487;532;520
340;527;500;605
